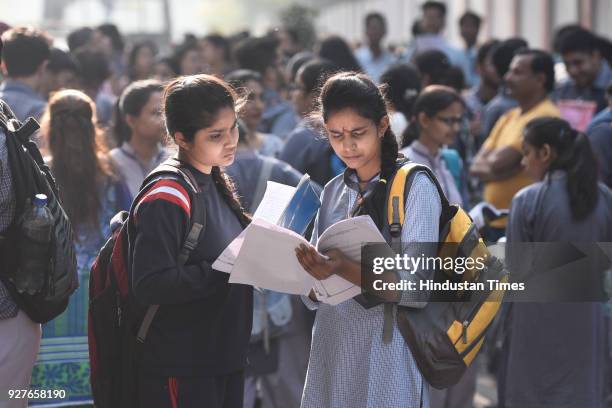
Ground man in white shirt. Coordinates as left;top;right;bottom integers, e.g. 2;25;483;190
355;12;397;84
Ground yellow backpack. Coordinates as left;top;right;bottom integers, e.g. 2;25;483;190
383;162;507;389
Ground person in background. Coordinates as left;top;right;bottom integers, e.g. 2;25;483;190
0;27;50;121
458;11;482;88
502;117;611;408
0;83;42;408
554;27;612;116
226;69;284;157
317;35;362;73
470;48;560;241
66;27;95;53
95;24;128;101
479;38;528;141
284;51;314;87
587;83;612;188
154;55;177;82
354;12;396;83
39;48;79;99
463;39;501;146
127;41;158;82
401;85;467;207
200;34;232;78
414;49;452;88
29;90;130;407
234;35;298;140
404;1;469;82
379;63;421;142
280;58;341;186
110;79;168;199
172;37;205;76
73;48;114;127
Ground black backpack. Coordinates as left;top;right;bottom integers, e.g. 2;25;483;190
0;101;78;323
88;159;206;408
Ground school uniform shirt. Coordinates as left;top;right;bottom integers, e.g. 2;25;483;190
401;140;464;206
482;98;560;228
355;46;397;84
502;171;612;408
588;122;612;188
0;79;46;121
109;142;170;199
480;89;518;141
130;164;253;377
225;149;303;211
279;119;335;187
300;168;441;408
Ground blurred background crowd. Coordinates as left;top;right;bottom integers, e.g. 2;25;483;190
1;0;611;407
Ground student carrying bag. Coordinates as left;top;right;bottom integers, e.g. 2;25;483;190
88;159;206;408
0;101;78;323
360;160;507;389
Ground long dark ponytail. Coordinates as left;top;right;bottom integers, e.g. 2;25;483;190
524;117;600;221
401;85;465;148
162;74;250;225
318;72;398;227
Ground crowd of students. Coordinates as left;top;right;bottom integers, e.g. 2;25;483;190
0;1;611;407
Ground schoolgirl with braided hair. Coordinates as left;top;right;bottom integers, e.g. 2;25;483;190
295;72;440;407
130;74;252;408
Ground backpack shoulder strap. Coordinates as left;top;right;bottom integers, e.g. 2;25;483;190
134;158;207;344
381;162;450;345
386;162;449;238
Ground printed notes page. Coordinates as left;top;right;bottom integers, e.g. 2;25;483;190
228;218;316;295
313;216;387;305
213;175;320;273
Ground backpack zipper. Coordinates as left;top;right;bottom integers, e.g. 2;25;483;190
116;291;122;327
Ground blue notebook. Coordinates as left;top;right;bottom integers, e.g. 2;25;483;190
277;174;321;236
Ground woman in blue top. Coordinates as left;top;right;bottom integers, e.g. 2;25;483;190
295;72;441;408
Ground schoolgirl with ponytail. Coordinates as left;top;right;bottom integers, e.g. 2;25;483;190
130;74;252;408
295;72;441;407
502;116;612;407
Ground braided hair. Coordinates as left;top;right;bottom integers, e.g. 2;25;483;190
163;74;251;226
318;72;399;228
524;117;600;221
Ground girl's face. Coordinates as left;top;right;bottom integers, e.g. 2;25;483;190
241;80;265;131
127;92;164;143
325;108;386;177
291;74;311;118
176;107;239;174
180;49;203;76
154;61;175;81
135;46;155;78
418;101;464;147
521;140;553;181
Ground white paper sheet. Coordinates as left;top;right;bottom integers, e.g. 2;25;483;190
228;218;315;294
227;215;388;306
213;181;297;273
313;216;387;305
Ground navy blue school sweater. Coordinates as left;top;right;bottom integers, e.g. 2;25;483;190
130;164;253;377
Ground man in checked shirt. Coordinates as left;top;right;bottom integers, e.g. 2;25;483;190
0;72;42;408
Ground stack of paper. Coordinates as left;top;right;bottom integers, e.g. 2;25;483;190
213;175;388;305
